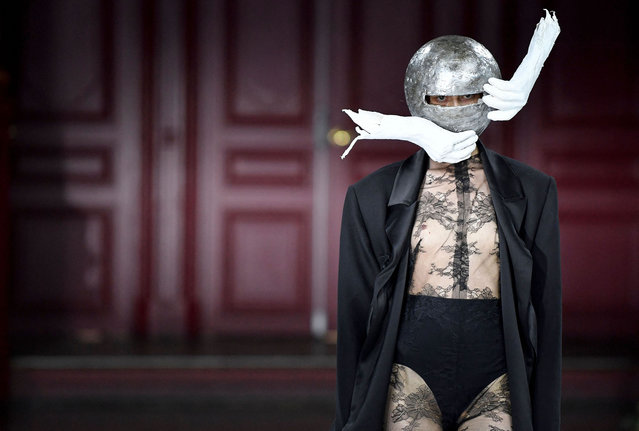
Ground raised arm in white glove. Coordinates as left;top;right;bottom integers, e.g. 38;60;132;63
341;109;477;163
483;9;560;121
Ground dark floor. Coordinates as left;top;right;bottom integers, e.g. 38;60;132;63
5;336;639;430
6;396;335;431
5;395;639;431
4;396;638;431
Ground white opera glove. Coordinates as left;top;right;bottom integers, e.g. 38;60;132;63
483;9;560;121
341;109;477;163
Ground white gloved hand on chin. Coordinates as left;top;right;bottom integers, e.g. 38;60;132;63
483;9;560;121
341;109;477;164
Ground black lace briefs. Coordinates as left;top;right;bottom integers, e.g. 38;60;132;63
394;294;507;430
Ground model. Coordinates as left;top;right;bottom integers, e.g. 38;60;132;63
333;10;561;431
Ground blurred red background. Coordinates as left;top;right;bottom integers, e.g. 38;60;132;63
1;0;638;429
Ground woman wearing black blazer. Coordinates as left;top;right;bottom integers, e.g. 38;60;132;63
332;12;561;431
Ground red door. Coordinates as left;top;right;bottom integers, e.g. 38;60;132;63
10;0;134;338
8;0;639;343
192;0;315;335
9;0;317;338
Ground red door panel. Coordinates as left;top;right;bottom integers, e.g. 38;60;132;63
9;0;127;337
194;0;313;334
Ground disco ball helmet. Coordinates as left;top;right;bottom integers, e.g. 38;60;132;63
404;35;501;135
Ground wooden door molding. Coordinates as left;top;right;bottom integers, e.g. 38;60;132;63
194;0;314;335
9;0;143;338
135;0;201;337
18;0;114;122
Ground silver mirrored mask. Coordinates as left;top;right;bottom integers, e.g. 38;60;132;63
404;35;501;135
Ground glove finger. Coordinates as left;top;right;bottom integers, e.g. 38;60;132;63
424;135;473;162
343;109;360;124
357;108;375;116
450;141;477;159
483;95;524;111
486;77;518;91
439;144;476;163
482;95;513;110
453;129;477;140
353;130;388;141
451;137;478;154
343;108;360;118
357;110;381;124
433;136;476;162
354;126;371;136
358;109;384;124
487;108;519;121
457;132;479;147
344;109;381;132
352;114;382;133
483;83;524;102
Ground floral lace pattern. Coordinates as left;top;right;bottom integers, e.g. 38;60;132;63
409;154;500;299
385;363;442;431
385;364;512;431
458;373;512;430
385;155;510;430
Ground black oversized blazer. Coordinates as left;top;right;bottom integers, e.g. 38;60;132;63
332;142;561;431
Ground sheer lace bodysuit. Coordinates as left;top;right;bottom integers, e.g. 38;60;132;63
384;154;512;431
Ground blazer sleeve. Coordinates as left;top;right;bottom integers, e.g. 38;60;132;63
530;177;562;431
332;186;380;431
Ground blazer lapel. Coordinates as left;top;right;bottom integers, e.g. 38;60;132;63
480;143;526;231
364;150;427;343
480;143;537;362
385;149;428;254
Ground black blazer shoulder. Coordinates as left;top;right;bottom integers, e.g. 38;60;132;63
498;152;554;186
350;160;402;203
351;147;556;206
